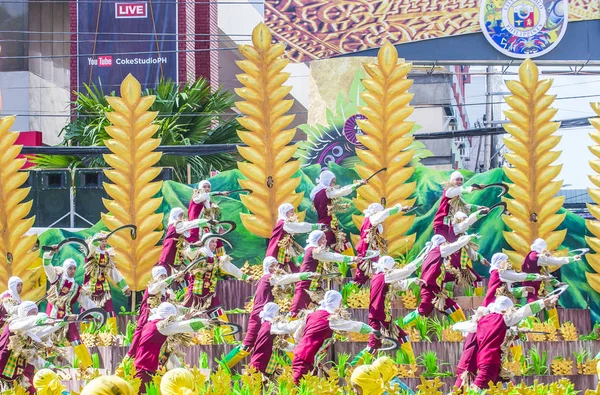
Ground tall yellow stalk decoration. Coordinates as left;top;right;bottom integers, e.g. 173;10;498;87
351;42;416;256
501;59;566;268
101;75;164;290
584;102;600;293
235;23;303;238
0;116;43;300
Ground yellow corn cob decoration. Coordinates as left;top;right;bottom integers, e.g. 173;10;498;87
351;42;416;255
585;102;600;293
235;23;304;239
501;59;566;269
0;116;43;300
101;74;164;290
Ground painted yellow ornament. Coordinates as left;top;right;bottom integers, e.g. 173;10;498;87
585;102;600;293
0;115;43;300
101;74;164;290
501;59;566;269
351;42;417;256
235;23;304;238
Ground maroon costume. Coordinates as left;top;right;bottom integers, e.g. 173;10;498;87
292;310;333;384
0;325;35;394
433;189;453;239
243;274;274;348
158;224;188;276
455;276;497;387
266;219;298;273
127;288;169;358
354;217;380;285
522;251;541;303
473;313;507;389
134;320;168;391
290;247;321;316
248;320;276;373
368;272;409;350
418;246;460;317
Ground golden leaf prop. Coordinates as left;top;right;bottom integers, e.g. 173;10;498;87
0;116;43;300
501;59;566;269
351;42;416;256
235;23;304;238
101;74;164;290
585;102;600;293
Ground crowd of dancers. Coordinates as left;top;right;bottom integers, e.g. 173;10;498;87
0;169;582;394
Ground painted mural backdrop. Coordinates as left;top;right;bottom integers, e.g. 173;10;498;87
264;0;599;62
295;69;433;168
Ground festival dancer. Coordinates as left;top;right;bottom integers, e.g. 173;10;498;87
523;238;581;327
373;356;415;395
462;295;558;390
126;266;180;359
402;234;476;326
354;203;409;285
247;302;302;376
523;238;579;303
0;276;23;327
42;249;97;369
445;210;489;296
266;203;323;273
454;252;551;388
183;235;252;342
224;256;319;369
82;234;131;334
187;180;229;255
291;290;380;384
0;301;63;394
132;302;213;393
351;256;419;366
310;170;366;253
433;171;485;239
289;230;357;317
157;207;211;276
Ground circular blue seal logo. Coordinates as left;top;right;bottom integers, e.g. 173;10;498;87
480;0;568;58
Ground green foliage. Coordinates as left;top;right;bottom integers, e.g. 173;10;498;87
580;323;600;340
394;348;411;365
341;282;360;307
527;346;549;375
199;352;209;369
415;316;431;342
32;78;241;182
573;349;590;364
123;321;136;346
91;353;100;369
417;351;439;377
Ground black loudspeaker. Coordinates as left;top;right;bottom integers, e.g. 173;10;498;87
74;167;175;227
30;169;71;227
74;169;109;227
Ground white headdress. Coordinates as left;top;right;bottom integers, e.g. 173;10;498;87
198;180;211;189
62;259;77;282
168;207;185;226
450;171;463;182
364;203;384;218
318;290;342;314
7;276;22;301
278;203;295;221
489;296;514;313
530;238;547;253
259;302;280;323
149;302;178;321
490;253;509;273
306;230;325;249
152;266;168;280
309;171;336;200
263;256;278;275
373;256;395;274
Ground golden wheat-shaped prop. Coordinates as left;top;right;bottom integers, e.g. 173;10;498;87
350;42;417;256
584;103;600;293
101;74;164;291
235;23;304;238
501;59;566;269
0;116;43;300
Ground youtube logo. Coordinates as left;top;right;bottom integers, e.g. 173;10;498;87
98;56;113;67
115;2;148;18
